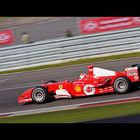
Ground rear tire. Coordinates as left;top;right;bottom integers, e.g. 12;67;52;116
113;77;131;94
32;86;48;104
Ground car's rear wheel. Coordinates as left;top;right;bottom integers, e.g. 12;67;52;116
113;77;131;94
32;86;48;104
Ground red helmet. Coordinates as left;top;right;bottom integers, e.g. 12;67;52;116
79;73;88;79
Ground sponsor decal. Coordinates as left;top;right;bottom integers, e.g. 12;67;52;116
126;67;138;70
74;85;82;92
80;17;140;34
0;29;14;46
83;84;95;95
126;67;138;76
127;71;137;76
56;89;71;97
83;21;98;31
58;85;63;89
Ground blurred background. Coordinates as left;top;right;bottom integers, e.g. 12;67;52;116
0;17;95;46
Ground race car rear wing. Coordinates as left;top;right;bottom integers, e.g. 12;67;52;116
125;65;140;82
88;65;116;77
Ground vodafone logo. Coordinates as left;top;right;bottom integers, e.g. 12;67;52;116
0;33;10;41
83;21;97;31
0;30;13;45
83;84;95;95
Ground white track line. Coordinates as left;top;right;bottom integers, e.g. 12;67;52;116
1;96;140;117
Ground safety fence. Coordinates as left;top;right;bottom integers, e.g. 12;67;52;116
0;27;140;71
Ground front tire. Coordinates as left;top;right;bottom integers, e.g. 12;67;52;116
32;86;48;104
113;77;131;94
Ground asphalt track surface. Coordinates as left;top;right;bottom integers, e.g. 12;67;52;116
0;57;140;114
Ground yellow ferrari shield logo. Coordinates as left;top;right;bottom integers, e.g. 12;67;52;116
59;85;63;89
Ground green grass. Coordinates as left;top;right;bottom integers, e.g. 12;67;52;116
1;101;140;123
1;52;140;75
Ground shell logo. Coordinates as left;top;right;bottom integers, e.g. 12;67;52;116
74;86;82;92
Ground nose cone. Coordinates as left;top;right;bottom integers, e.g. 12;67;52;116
18;88;33;104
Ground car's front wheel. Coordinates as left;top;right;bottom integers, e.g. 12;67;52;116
113;77;131;94
32;86;48;104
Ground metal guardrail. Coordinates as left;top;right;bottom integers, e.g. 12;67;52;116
1;27;140;71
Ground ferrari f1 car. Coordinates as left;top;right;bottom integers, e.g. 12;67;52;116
18;64;140;104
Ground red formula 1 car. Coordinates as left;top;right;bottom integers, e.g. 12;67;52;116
18;64;140;104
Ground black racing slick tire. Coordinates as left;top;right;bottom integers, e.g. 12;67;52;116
45;80;57;84
113;77;131;94
32;86;48;104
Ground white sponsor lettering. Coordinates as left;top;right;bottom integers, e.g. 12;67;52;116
99;21;132;29
126;67;137;71
83;21;97;31
100;17;130;25
126;67;138;76
0;34;10;41
56;89;71;97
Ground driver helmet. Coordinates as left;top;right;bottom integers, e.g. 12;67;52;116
79;73;88;79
